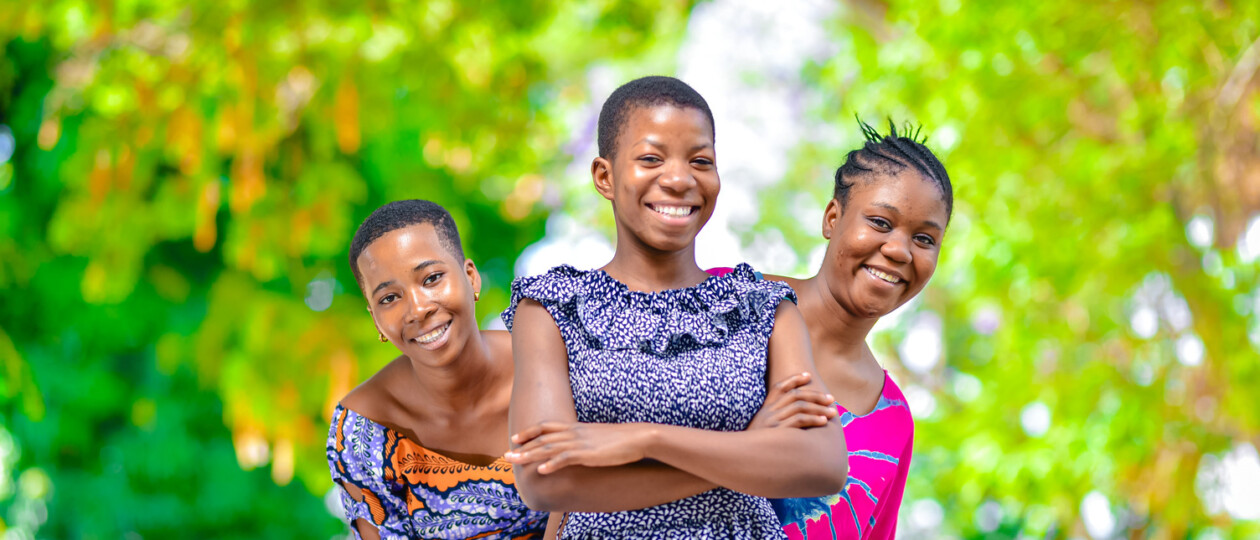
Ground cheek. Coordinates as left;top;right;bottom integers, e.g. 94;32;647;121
915;253;940;281
834;228;877;258
703;174;720;198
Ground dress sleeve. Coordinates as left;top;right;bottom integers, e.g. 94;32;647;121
326;407;413;540
502;266;574;331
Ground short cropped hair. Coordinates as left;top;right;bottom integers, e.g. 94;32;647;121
348;200;465;289
597;76;715;160
834;118;954;221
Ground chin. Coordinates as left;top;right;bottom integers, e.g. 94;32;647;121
645;235;698;254
854;298;900;319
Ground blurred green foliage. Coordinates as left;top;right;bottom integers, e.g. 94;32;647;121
2;0;1259;539
0;0;693;537
752;1;1260;538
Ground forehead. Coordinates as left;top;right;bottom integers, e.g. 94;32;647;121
851;171;949;220
617;104;713;145
356;224;456;277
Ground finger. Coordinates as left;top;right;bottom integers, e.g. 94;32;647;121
780;416;827;429
788;389;839;409
537;451;581;475
506;440;577;465
773;402;838;422
768;385;811;413
771;391;838;422
511;421;573;445
769;373;811;398
780;413;832;429
509;432;577;459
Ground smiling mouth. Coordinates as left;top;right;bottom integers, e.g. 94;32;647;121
413;322;451;345
647;204;698;218
864;266;903;285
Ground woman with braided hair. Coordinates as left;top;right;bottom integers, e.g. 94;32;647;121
753;118;954;539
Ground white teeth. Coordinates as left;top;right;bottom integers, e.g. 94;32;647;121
651;205;694;217
415;323;449;344
865;266;901;284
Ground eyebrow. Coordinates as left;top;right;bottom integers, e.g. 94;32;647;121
873;202;944;231
635;138;713;153
370;259;442;295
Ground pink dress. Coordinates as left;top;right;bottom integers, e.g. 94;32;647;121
707;267;915;539
772;373;913;540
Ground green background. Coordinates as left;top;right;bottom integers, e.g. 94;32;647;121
1;1;1258;538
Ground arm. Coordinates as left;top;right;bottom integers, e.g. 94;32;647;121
626;302;848;496
509;299;716;511
542;513;561;540
509;370;839;512
511;302;849;499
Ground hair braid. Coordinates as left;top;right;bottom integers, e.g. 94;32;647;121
831;117;954;222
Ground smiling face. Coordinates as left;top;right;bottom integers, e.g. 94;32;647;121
592;104;719;255
820;171;950;318
356;224;481;365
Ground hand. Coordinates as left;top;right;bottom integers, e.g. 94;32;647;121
748;372;838;430
505;421;652;474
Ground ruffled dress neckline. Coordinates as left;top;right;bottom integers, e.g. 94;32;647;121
504;263;788;357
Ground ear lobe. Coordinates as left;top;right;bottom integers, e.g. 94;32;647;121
591;157;615;201
822;198;841;240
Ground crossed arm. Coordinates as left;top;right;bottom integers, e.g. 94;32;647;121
507;298;848;512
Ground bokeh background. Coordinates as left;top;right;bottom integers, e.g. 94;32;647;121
2;0;1259;538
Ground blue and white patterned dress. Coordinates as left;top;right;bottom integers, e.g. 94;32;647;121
503;263;794;540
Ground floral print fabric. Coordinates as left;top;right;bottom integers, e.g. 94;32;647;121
326;405;547;540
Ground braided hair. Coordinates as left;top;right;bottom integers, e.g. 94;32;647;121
834;117;953;221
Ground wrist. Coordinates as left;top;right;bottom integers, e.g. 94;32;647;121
636;423;663;460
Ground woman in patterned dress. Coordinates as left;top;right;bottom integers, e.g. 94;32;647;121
763;120;954;539
326;200;548;539
502;76;848;539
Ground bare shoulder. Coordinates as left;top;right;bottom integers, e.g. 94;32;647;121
762;273;808;291
482;329;513;361
338;355;408;420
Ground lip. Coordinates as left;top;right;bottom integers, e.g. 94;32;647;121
410;321;452;350
645;202;701;225
862;264;906;286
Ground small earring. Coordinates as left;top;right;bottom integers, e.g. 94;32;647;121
474;291;480;302
378;332;388;343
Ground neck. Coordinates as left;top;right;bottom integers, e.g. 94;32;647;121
795;274;880;364
405;330;501;417
602;236;706;292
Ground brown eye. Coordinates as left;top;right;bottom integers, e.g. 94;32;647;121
868;217;892;231
423;272;443;285
378;293;399;305
915;234;937;247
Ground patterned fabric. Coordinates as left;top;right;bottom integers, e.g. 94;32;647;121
704;268;914;539
770;373;913;540
326;405;548;540
502;263;794;540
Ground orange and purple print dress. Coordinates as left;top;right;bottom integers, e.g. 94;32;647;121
771;372;913;540
326;405;547;540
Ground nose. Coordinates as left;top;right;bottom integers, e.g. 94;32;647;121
657;159;696;193
881;233;912;265
403;287;436;324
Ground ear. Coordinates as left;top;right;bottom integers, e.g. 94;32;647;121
591;156;615;201
822;198;842;240
464;258;482;299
